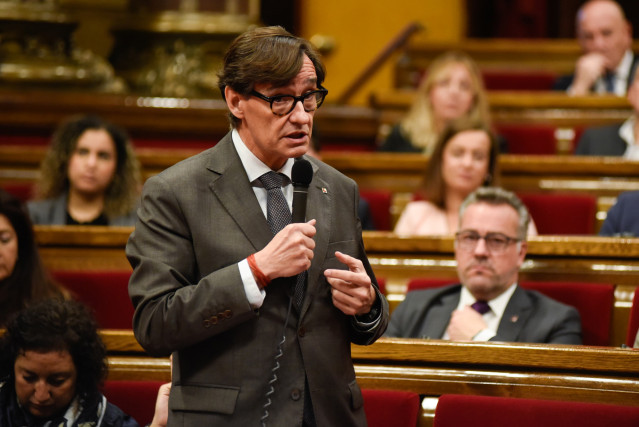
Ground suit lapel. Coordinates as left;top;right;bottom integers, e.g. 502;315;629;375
419;288;459;339
496;286;533;341
206;135;273;251
301;159;330;316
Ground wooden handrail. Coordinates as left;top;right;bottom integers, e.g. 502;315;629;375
336;21;423;105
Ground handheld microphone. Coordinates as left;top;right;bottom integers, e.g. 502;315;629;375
291;158;313;223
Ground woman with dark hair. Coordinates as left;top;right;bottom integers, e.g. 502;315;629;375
0;299;168;426
28;115;141;225
0;188;65;326
393;118;535;236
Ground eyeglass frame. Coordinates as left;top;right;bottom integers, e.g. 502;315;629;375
249;87;328;116
454;230;522;253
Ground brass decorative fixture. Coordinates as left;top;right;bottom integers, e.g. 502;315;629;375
0;0;124;92
109;0;259;98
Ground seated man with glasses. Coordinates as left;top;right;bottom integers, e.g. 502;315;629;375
385;187;582;344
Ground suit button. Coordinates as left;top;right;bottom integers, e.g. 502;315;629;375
203;319;211;328
210;316;218;325
298;327;306;337
291;388;301;401
223;309;232;318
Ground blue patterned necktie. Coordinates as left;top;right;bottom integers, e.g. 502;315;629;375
604;71;615;93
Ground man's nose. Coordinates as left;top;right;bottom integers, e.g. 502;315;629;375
473;237;489;256
289;100;311;123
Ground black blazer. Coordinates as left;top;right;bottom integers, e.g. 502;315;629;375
575;124;627;156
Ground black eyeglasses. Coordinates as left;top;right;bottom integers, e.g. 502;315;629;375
250;87;328;116
455;230;521;253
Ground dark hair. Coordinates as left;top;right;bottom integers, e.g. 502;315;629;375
0;299;108;404
217;26;326;128
0;189;62;326
420;118;500;208
35;114;141;218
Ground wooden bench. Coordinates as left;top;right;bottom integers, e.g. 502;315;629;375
35;226;639;346
99;330;639;427
392;39;639;89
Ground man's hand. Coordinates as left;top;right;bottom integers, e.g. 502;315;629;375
570;52;608;95
324;251;376;316
446;306;487;341
254;219;316;284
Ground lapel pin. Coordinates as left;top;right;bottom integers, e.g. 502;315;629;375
322;187;328;194
510;315;519;323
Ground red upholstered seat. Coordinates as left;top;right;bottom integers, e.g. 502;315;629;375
520;281;614;346
496;124;559;154
375;277;387;296
362;388;420;427
407;278;457;293
482;70;558;91
517;192;597;235
360;189;393;231
52;270;134;329
1;182;35;203
434;394;639;427
103;380;164;426
626;289;639;348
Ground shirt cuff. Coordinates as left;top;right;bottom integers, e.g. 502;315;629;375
352;296;382;331
239;258;266;309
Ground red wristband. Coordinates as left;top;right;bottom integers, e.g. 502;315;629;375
247;253;270;289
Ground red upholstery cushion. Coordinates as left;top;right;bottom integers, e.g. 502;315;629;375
495;124;559;154
517;192;597;235
626;289;639;347
520;281;614;346
1;182;34;203
375;277;387;296
407;278;457;293
52;270;134;329
482;70;558;91
103;380;164;426
434;394;639;427
362;388;420;427
360;189;393;231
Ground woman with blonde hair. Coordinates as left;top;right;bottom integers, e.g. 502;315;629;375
379;51;492;154
28;115;141;226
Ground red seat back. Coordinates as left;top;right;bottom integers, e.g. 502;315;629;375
407;277;457;293
517;192;597;235
360;189;393;231
52;270;133;329
103;380;164;426
434;394;639;427
520;281;614;346
626;290;639;348
362;388;420;427
482;70;558;91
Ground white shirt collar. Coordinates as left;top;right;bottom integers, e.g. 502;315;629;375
619;116;639;159
231;128;294;183
459;282;518;320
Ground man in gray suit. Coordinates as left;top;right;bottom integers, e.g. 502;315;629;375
575;66;639;158
126;26;388;426
385;187;581;344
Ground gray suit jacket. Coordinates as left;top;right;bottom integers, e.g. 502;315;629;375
575;124;627;156
126;133;389;426
27;193;138;226
385;284;581;344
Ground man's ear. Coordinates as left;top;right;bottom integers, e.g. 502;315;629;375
225;86;245;120
517;241;528;267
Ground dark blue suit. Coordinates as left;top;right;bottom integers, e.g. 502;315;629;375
600;191;639;237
